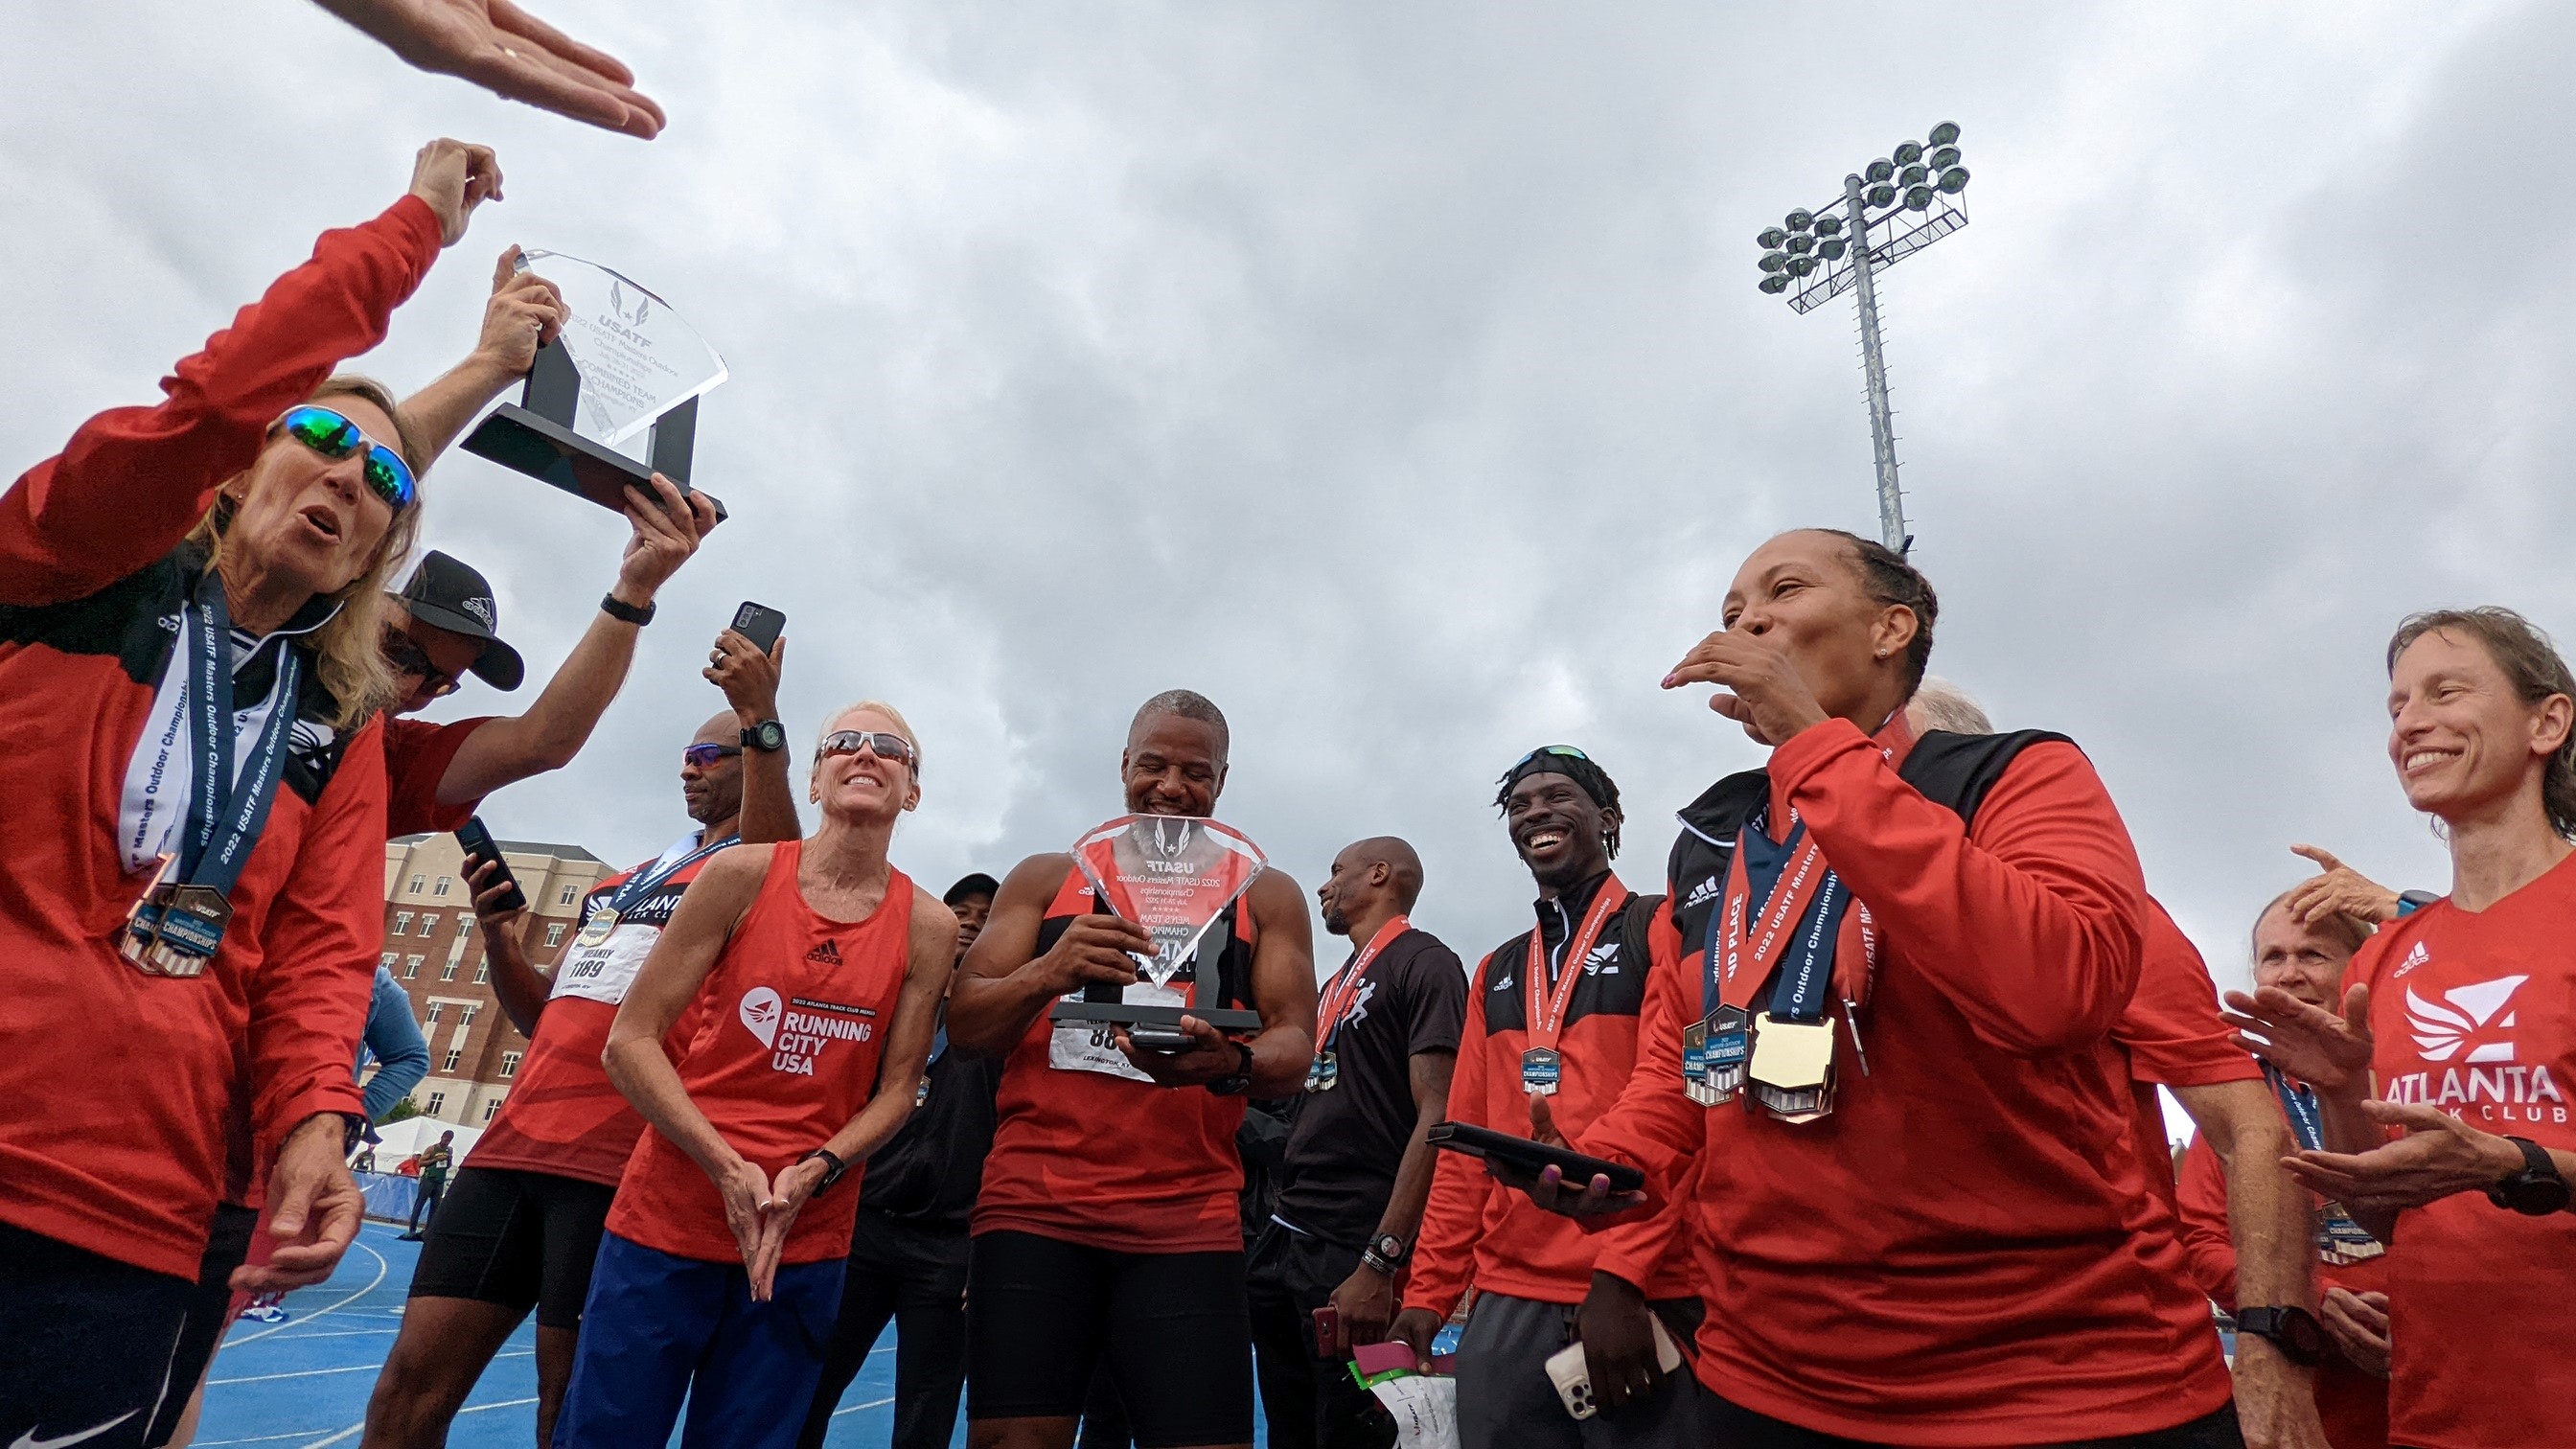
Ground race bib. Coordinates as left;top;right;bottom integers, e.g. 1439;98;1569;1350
1048;980;1184;1082
550;922;658;1006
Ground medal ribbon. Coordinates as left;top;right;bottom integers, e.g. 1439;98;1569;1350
2265;1063;2326;1153
596;831;741;922
177;577;303;900
1316;913;1409;1056
1706;809;1879;1021
1526;876;1628;1051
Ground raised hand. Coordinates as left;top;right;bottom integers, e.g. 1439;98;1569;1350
317;0;665;138
464;858;528;939
470;245;566;378
405;138;503;246
619;473;718;607
2284;845;2403;927
2220;983;2375;1099
1662;628;1829;747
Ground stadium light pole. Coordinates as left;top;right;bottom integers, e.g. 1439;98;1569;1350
1757;122;1971;553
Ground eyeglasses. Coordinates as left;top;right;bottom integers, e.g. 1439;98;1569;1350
818;730;917;767
382;629;459;700
681;743;743;769
1512;745;1590;769
275;405;418;512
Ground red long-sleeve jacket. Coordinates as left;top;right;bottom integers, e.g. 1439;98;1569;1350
1583;718;2233;1445
0;196;442;1280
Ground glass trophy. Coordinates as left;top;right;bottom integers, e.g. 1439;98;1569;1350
460;250;730;518
1046;815;1267;1040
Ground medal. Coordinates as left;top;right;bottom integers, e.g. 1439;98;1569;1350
1682;1018;1715;1105
1521;1046;1563;1095
575;908;620;948
121;855;177;971
915;1074;932;1109
1306;1051;1340;1092
145;885;236;978
1308;915;1408;1097
1748;1013;1836;1122
1704;1004;1751;1104
2316;1206;2384;1266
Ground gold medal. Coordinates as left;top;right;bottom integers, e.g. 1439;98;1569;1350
575;908;619;948
1747;1013;1835;1122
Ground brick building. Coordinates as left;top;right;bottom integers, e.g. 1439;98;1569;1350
380;834;609;1128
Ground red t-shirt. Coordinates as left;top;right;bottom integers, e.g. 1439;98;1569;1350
380;714;494;839
471;834;732;1186
971;869;1254;1254
610;842;915;1266
2350;854;2576;1449
2116;901;2264;1205
2175;1129;2391;1449
1584;720;2232;1444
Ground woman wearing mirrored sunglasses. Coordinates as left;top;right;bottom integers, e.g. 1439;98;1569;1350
0;138;501;1442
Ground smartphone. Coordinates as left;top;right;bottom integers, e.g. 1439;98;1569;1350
730;601;787;656
1312;1305;1341;1359
1542;1318;1684;1420
453;816;528;913
1426;1121;1646;1196
1128;1027;1195;1053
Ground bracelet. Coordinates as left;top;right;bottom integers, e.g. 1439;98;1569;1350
1361;1247;1401;1276
599;592;656;626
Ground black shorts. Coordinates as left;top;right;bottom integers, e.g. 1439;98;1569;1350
966;1230;1253;1449
406;1165;617;1330
141;1203;262;1446
0;1220;196;1449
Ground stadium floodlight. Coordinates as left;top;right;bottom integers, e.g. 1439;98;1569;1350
1749;121;1972;550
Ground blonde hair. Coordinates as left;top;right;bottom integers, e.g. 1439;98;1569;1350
187;376;423;728
817;699;923;776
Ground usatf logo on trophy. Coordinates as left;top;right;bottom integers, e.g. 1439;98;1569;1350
1070;816;1264;987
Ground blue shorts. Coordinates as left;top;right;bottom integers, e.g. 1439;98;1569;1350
553;1232;846;1449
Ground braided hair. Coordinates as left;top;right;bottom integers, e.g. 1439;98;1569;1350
1812;529;1939;698
1494;752;1623;860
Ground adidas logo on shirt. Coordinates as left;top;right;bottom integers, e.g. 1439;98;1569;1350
805;939;844;965
1683;875;1723;910
2391;941;2430;980
1491;972;1514;993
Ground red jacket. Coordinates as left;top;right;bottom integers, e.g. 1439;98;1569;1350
1584;718;2233;1445
0;196;442;1279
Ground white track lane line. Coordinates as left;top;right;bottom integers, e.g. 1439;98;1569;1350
228;1238;389;1347
217;1350;528;1386
831;1396;897;1417
289;1395;538;1448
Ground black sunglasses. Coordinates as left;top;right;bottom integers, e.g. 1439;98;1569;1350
382;629;460;699
681;743;743;769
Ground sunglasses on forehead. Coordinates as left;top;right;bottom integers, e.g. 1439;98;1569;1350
818;730;917;767
681;743;742;769
273;405;417;512
1513;745;1591;769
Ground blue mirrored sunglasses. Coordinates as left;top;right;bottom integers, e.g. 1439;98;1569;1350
276;404;417;511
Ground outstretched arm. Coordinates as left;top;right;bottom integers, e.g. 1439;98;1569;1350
946;854;1147;1055
310;0;666;138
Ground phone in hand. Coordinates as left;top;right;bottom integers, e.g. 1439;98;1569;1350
454;816;528;914
1312;1305;1341;1359
730;601;786;656
1128;1027;1195;1052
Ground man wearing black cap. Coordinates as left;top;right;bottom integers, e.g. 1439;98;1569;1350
797;872;1008;1449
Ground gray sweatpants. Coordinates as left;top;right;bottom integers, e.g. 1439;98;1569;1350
1454;1292;1707;1449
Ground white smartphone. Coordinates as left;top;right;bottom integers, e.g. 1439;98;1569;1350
1542;1316;1686;1420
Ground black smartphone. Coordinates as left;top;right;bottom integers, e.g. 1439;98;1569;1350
453;816;528;914
730;601;786;656
1426;1121;1646;1195
1128;1027;1196;1052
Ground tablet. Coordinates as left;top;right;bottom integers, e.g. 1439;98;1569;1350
1426;1121;1645;1196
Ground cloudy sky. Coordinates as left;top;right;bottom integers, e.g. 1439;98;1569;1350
7;2;2569;998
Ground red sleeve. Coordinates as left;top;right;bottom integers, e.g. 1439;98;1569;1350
2116;902;2263;1089
0;196;444;607
1769;722;2147;1056
381;715;497;838
246;719;392;1146
1587;903;1699;1283
1402;952;1497;1321
2173;1131;2241;1308
1579;904;1714;1233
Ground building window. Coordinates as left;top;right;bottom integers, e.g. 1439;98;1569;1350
433;875;453;897
380;952;398;971
499;1050;522;1079
407;875;426;894
471;958;489;984
392;911;413;934
442;1047;463;1071
457;916;476;937
481;1096;503;1123
403;954;424;978
426;1001;446;1024
544;923;567;948
416;913;439;936
439;959;459;981
459;1004;480;1027
558;885;580;907
424;1092;446;1117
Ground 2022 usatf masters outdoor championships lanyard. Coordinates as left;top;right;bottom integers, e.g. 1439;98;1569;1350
1689;808;1874;1116
1306;912;1410;1092
575;831;742;946
2265;1062;2387;1266
1521;880;1627;1096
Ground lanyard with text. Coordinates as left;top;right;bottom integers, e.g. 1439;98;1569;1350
1686;807;1874;1119
1521;878;1627;1095
575;832;742;947
1306;913;1410;1092
123;578;303;978
2263;1064;2386;1266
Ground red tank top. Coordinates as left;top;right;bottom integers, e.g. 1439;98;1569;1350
972;867;1255;1254
607;842;916;1266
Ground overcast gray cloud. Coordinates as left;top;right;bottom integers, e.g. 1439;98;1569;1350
7;1;2570;992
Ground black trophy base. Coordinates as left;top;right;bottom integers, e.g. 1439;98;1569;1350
1048;1000;1264;1035
461;403;726;521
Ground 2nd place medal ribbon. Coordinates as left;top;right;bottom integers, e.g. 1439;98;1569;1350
1695;813;1828;1106
1308;912;1410;1092
123;579;303;978
1523;880;1628;1096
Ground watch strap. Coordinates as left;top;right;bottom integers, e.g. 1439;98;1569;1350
801;1147;848;1190
600;592;656;627
2489;1135;2571;1215
1208;1041;1256;1096
742;720;786;752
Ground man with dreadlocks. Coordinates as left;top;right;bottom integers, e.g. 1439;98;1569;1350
1387;747;1704;1449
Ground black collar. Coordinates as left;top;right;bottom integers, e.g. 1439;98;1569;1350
1531;867;1613;947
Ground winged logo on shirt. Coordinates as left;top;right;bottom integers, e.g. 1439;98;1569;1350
2405;975;2526;1063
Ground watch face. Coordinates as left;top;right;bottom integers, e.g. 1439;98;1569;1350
748;721;786;751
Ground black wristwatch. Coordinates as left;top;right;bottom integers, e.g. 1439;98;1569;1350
1208;1042;1256;1097
599;592;656;626
2233;1306;2326;1367
800;1147;849;1192
742;719;786;753
2487;1136;2571;1216
1361;1232;1410;1276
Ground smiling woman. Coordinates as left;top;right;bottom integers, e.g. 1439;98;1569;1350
0;139;497;1444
